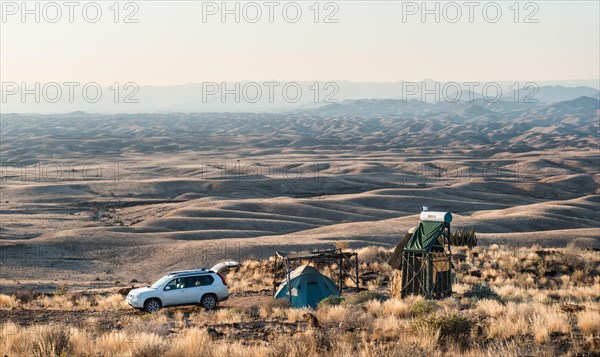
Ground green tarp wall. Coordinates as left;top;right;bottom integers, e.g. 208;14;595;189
403;221;445;252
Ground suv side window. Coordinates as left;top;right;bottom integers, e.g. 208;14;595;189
200;275;214;286
165;278;185;290
184;275;214;287
185;276;202;288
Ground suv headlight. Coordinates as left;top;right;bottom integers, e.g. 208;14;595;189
135;294;142;298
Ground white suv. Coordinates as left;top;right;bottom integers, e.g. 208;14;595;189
126;268;229;313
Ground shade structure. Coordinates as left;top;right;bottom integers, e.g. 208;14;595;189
274;265;340;308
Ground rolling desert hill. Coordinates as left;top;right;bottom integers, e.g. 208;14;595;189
0;96;598;287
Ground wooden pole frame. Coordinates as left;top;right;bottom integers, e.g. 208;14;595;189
271;249;360;297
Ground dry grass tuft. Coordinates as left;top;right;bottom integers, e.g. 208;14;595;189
357;246;387;263
577;310;600;336
0;294;17;308
475;299;505;317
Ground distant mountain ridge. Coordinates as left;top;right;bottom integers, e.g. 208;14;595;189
1;81;598;114
300;96;600;123
515;85;600;104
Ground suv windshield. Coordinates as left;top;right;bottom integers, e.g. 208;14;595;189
150;275;174;289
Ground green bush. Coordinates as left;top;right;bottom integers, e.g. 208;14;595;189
434;314;474;342
318;295;345;308
345;291;388;305
463;284;501;301
410;300;439;317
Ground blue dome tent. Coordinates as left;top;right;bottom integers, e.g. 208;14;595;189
274;265;340;308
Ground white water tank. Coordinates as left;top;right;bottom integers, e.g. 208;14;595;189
420;211;452;223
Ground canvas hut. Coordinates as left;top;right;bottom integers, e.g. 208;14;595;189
390;211;453;299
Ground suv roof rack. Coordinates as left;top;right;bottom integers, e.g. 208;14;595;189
167;268;209;276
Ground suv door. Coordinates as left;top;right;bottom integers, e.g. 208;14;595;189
162;277;187;306
185;275;214;304
184;276;202;304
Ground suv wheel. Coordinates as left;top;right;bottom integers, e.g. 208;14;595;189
201;294;218;310
144;299;161;313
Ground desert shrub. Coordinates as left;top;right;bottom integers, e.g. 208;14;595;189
410;300;439;317
411;313;436;333
345;291;388;305
268;330;318;357
356;247;393;266
435;314;475;343
449;228;477;248
131;336;169;357
245;305;261;318
89;318;118;334
463;284;501;301
85;294;98;307
318;295;345;308
0;294;16;307
69;292;84;306
262;298;291;313
13;326;73;357
215;307;248;323
335;241;350;250
55;284;69;296
12;290;34;304
357;246;383;263
412;313;474;345
577;311;600;336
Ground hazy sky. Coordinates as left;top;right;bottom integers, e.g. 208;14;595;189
1;1;599;85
